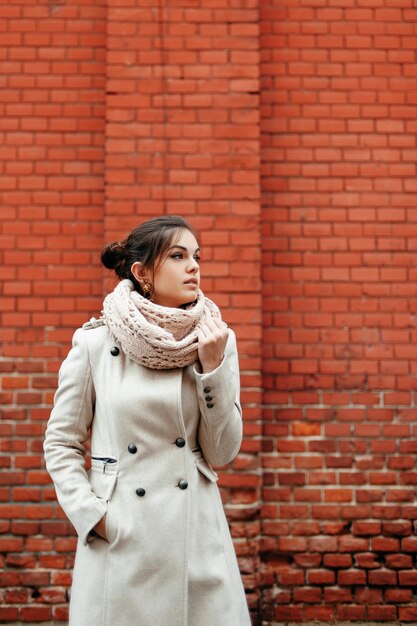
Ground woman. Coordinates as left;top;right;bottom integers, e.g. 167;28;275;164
44;216;251;626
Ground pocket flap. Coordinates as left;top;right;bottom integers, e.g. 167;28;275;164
88;466;118;501
196;458;218;483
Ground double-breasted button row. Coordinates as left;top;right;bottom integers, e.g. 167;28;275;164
129;445;144;495
130;439;186;453
203;386;214;409
129;438;186;454
136;481;188;496
130;443;188;495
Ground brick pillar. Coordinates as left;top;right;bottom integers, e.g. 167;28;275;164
0;1;263;622
0;1;106;623
105;0;263;615
260;1;417;623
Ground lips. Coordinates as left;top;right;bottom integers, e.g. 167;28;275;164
184;279;198;286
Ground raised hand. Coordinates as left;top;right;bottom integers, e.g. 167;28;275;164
197;317;228;373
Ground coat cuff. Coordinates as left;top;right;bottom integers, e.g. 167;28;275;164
193;351;239;424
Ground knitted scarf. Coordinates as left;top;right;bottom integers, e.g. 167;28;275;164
102;279;221;370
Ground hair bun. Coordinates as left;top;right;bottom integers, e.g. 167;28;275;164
101;241;126;272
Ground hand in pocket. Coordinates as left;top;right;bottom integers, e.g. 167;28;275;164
93;514;108;542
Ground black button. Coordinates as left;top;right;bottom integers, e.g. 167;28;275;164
110;347;120;356
205;395;212;401
175;438;185;448
128;444;137;454
207;403;214;408
135;488;146;497
203;386;211;393
178;480;188;490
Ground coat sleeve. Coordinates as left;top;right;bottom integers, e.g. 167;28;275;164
193;328;243;467
43;328;107;546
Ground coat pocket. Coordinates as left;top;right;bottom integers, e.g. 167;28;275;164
196;458;218;483
88;458;118;501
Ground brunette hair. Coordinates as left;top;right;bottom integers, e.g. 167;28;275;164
101;215;197;295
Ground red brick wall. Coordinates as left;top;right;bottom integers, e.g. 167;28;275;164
260;0;417;623
1;1;107;623
104;0;263;617
1;0;417;624
0;1;262;623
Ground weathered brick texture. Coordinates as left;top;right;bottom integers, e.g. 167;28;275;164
1;0;417;624
1;0;262;623
260;0;417;623
105;0;262;616
1;1;107;623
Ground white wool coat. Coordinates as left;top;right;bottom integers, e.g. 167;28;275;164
44;321;251;626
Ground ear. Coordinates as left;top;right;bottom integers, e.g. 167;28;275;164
131;262;149;287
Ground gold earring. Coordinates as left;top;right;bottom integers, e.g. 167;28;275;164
143;281;152;297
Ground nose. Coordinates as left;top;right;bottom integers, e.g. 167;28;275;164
188;257;199;273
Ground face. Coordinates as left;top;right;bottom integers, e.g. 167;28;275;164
142;229;200;308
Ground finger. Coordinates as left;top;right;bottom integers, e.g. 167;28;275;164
198;325;209;339
211;316;227;330
202;320;224;339
204;317;219;334
208;316;227;331
206;318;228;339
199;318;227;341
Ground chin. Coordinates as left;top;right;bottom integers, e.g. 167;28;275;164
179;297;198;310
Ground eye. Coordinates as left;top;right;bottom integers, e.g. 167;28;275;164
194;255;200;263
171;252;183;259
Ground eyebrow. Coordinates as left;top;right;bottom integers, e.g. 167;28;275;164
168;245;200;252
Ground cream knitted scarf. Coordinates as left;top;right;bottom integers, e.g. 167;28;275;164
102;279;221;370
